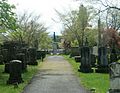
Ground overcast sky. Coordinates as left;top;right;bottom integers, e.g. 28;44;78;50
8;0;81;35
7;0;120;35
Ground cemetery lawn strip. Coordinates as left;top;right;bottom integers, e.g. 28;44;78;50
63;55;109;93
0;60;42;93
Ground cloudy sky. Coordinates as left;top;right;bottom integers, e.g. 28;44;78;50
8;0;81;35
7;0;119;35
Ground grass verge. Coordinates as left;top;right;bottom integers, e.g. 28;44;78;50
63;55;109;93
0;60;42;93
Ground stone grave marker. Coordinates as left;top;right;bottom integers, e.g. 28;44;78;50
70;47;80;58
7;60;23;84
16;53;27;71
91;46;98;67
108;62;120;93
110;48;118;63
79;46;93;73
96;47;109;73
28;48;38;65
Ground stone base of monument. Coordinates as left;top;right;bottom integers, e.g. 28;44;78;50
74;56;81;63
96;66;109;73
7;60;24;84
78;65;93;73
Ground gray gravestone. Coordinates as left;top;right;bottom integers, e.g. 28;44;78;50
110;48;118;63
91;46;98;67
79;46;93;73
70;47;80;58
108;62;120;93
96;47;109;73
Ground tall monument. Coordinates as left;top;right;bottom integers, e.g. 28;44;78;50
53;32;57;54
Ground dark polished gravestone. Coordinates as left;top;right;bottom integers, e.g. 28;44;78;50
16;53;27;72
96;47;109;73
41;51;46;60
110;48;118;63
78;46;93;73
16;48;28;71
2;49;9;73
2;41;17;73
7;60;24;84
28;48;38;65
1;49;8;63
2;41;29;73
1;49;10;73
108;62;120;93
36;50;41;60
21;48;28;62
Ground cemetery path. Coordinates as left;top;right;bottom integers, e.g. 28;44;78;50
22;56;90;93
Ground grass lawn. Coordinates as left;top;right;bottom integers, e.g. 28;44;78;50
64;55;110;93
0;60;42;93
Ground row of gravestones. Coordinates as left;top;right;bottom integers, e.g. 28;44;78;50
69;46;120;93
69;46;120;73
0;41;46;85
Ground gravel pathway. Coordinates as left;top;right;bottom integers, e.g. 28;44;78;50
22;56;91;93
